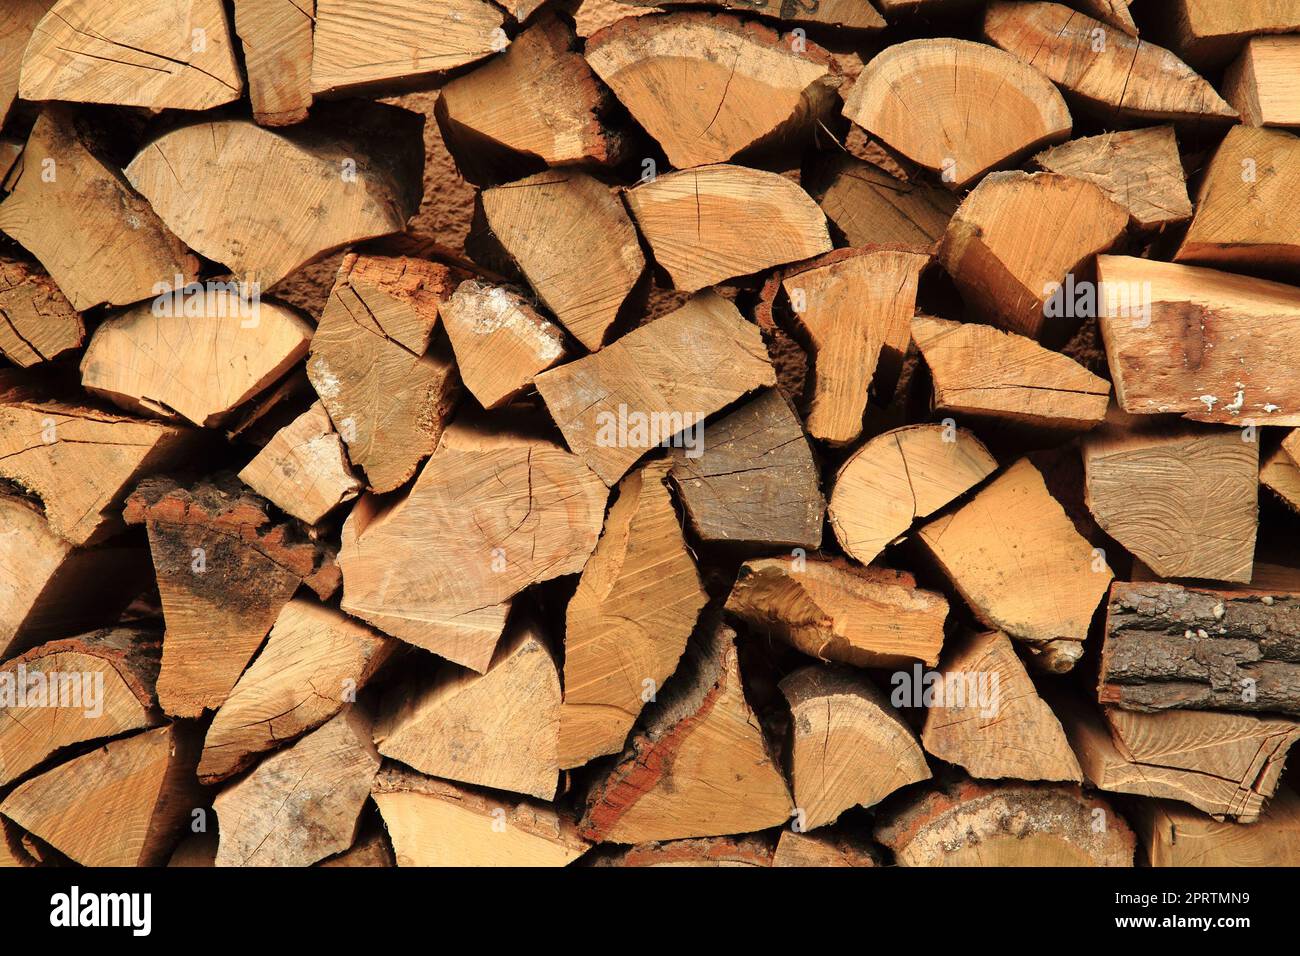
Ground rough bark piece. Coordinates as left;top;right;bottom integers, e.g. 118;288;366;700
124;106;424;290
1175;125;1300;272
233;0;314;125
829;424;996;567
81;292;312;428
916;457;1113;673
585;12;833;169
843;38;1072;189
1097;255;1300;425
592;833;773;867
441;280;566;409
1170;0;1300;69
940;171;1128;342
0;628;161;787
921;631;1083;782
725;557;948;668
1223;36;1300;127
669;389;822;551
625;164;831;293
0;260;83;367
804;153;959;249
781;666;930;831
373;768;589;867
560;459;706;769
338;432;606;671
237;401;362;525
198;598;395;783
0;1;51;124
984;1;1237;124
1084;427;1258;584
0;400;195;546
874;779;1134;866
375;620;560;799
772;830;879;867
0;108;199;312
1099;581;1300;716
1033;126;1193;230
623;0;885;30
1135;790;1300;866
310;0;504;95
213;706;380;867
0;724;199;867
911;315;1110;430
578;623;792;843
123;475;339;718
535;291;775;485
19;0;242;110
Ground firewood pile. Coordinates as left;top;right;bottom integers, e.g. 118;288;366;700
3;0;1300;870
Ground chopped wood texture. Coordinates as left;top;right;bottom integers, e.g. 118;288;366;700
232;0;314;125
1083;426;1258;583
1223;36;1300;128
1074;0;1136;34
1169;0;1300;69
534;291;775;485
983;1;1237;124
772;830;879;867
1262;444;1300;511
940;171;1128;342
621;0;885;30
668;389;823;550
480;171;644;350
0;1;51;124
626;164;832;292
725;557;949;668
804;153;959;249
921;630;1083;782
916;457;1113;673
911;315;1110;430
843;38;1072;189
237;401;362;525
592;833;773;867
559;458;706;769
1033;126;1193;230
0;260;83;367
829;423;997;566
1135;789;1300;866
780;665;930;830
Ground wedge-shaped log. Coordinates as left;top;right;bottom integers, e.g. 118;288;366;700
804;153;959;249
0;1;51;125
238;401;362;525
1135;790;1300;866
0;260;83;367
1224;36;1300;127
773;830;880;868
1169;0;1300;69
233;0;314;125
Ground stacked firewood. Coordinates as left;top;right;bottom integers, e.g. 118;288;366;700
3;0;1300;869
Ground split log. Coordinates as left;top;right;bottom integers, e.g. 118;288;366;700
372;768;589;867
725;557;949;669
19;0;242;110
939;171;1128;342
1073;0;1136;34
534;291;775;485
232;0;315;125
198;598;395;783
308;254;461;494
559;459;706;769
237;401;362;525
0;724;200;867
911;315;1110;431
772;830;879;868
983;1;1237;124
668;389;823;551
0;260;84;367
337;429;606;671
374;619;562;799
124;106;424;290
1083;426;1258;583
0;627;161;787
804;153;959;249
310;0;504;95
123;475;339;717
1223;36;1300;128
620;0;885;30
81;291;313;428
213;706;380;867
1262;445;1300;511
592;834;773;867
920;630;1083;782
0;108;199;311
585;12;834;169
1175;125;1300;272
1097;255;1300;425
480;171;644;350
1135;789;1300;866
780;665;930;831
625;164;832;292
1033;126;1193;230
916;457;1113;673
874;779;1135;866
842;38;1072;189
437;12;622;184
578;623;792;843
0;1;51;124
0;400;196;546
1099;581;1300;716
1169;0;1300;69
828;423;996;567
440;280;567;409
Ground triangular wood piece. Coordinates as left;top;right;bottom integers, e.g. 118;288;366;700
1262;444;1300;511
1134;789;1300;866
0;1;51;125
804;152;959;250
0;259;83;367
232;0;314;125
237;401;362;525
1223;36;1300;128
1168;0;1300;69
773;830;880;867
